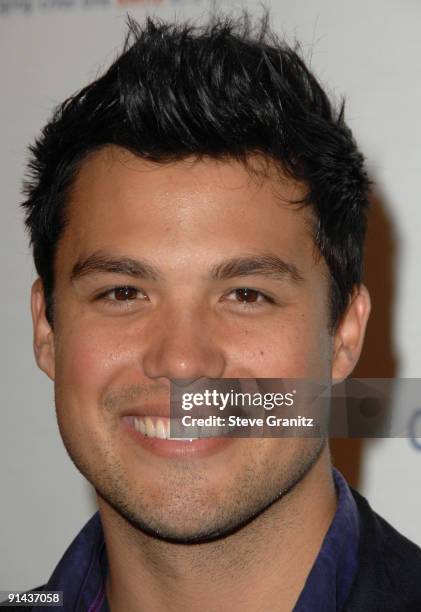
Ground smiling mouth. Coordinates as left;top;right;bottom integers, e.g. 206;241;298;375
121;415;232;440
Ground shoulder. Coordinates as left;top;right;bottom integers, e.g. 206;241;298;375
345;488;421;611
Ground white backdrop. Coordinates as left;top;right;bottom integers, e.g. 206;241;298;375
1;0;420;591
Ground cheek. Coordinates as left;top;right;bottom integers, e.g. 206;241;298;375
53;319;135;399
228;311;332;379
52;320;140;454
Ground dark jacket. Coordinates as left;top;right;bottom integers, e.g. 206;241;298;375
4;488;421;611
343;489;421;611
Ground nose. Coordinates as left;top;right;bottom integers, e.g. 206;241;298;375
142;307;226;383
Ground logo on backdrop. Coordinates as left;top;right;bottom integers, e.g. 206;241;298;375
0;0;203;17
409;409;421;451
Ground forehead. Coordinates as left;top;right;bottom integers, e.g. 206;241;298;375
57;146;319;274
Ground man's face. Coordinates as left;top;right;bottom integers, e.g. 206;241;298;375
34;147;349;541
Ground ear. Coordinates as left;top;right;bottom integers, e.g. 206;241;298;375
31;278;55;381
331;284;371;381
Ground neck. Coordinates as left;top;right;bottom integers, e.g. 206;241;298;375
99;447;336;612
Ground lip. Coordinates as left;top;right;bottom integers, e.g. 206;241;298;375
120;406;170;419
120;416;236;459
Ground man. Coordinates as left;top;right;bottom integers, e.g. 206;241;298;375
14;13;421;612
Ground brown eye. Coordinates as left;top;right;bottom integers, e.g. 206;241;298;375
234;288;260;303
113;286;139;301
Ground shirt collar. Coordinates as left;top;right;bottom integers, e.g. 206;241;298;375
293;468;360;612
33;512;107;612
37;468;359;612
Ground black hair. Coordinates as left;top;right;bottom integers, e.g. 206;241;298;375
22;13;369;328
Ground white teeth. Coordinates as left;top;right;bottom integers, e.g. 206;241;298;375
155;419;167;439
133;416;169;439
132;416;230;440
145;417;156;438
133;416;196;440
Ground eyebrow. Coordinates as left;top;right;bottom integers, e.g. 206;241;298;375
71;252;160;282
210;255;304;284
70;251;304;285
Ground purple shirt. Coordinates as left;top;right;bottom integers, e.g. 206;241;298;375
33;469;359;612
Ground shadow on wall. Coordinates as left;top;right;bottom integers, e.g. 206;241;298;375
330;189;398;489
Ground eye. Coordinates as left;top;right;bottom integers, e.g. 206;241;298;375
225;288;274;305
97;286;149;303
112;286;143;301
